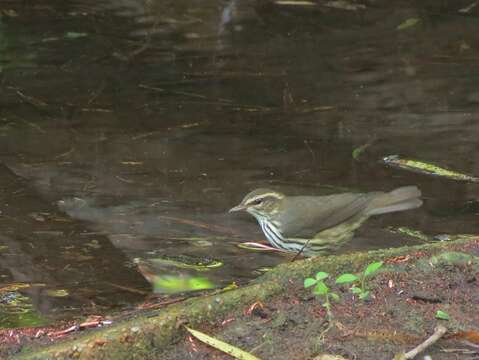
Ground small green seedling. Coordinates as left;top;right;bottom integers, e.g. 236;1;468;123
335;261;384;300
435;310;450;320
304;272;339;320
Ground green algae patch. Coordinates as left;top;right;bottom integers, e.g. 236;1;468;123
415;251;479;273
12;237;479;360
429;252;479;268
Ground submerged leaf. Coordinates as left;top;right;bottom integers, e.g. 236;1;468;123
150;255;223;271
324;1;366;11
65;32;88;39
274;1;316;6
383;155;479;183
396;18;420;30
185;326;261;360
352;138;376;161
152;275;215;294
388;227;431;242
46;289;69;297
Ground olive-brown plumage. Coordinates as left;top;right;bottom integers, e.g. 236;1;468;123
229;186;422;256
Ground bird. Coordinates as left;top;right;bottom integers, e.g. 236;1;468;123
229;186;422;256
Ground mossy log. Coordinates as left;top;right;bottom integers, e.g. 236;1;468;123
14;238;476;360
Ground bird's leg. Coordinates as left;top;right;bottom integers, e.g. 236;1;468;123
291;239;312;262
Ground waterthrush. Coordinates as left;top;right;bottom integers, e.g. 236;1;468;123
229;186;422;256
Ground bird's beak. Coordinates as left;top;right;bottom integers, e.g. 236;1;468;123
229;204;246;213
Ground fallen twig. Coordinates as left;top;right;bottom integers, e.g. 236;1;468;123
107;282;150;295
139;84;232;103
48;318;112;338
137;297;186;310
395;325;447;359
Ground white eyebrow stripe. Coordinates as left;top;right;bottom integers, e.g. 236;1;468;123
245;192;284;204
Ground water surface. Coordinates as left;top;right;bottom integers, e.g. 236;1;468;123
0;0;478;323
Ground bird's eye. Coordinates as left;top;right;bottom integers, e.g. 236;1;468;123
252;199;262;205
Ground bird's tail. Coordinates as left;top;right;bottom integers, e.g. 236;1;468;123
366;186;422;216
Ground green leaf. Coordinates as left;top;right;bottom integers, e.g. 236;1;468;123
152;275;215;294
330;293;340;302
185;326;261;360
313;281;329;296
46;289;69;297
335;273;359;284
396;18;420;30
304;278;317;288
352;140;374;161
359;290;370;300
350;287;363;294
435;310;450;320
364;261;383;277
315;272;329;281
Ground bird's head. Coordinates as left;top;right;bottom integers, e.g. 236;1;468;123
229;188;285;219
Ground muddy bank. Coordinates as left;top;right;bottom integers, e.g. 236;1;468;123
6;237;478;359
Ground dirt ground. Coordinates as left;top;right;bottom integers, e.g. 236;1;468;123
162;241;479;359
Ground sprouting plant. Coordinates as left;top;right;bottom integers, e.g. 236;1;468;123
335;261;384;300
304;271;340;320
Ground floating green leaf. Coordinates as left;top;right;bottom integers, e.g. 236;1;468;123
383;155;479;183
435;310;450;320
152;275;215;294
304;278;317;288
397;18;420;30
335;273;359;284
364;262;383;277
185;326;261;360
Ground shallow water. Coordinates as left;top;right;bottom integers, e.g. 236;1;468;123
0;0;478;324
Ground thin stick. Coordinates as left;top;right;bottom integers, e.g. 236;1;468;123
399;325;447;359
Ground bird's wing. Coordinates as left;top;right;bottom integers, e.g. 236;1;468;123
277;193;381;238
